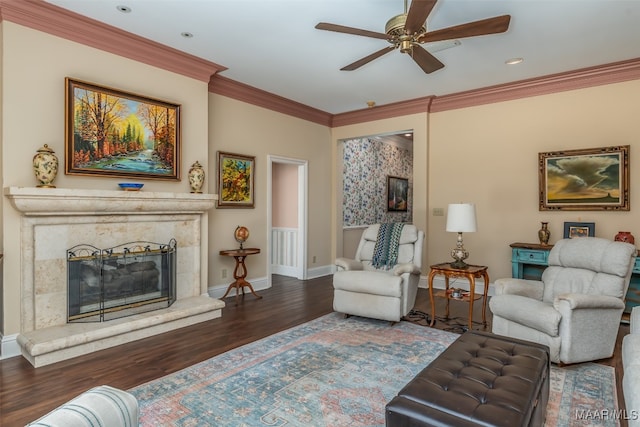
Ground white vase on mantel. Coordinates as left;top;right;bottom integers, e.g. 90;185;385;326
33;144;59;188
188;161;205;193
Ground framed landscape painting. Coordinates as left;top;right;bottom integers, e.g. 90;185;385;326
65;78;180;180
539;145;629;211
217;151;255;208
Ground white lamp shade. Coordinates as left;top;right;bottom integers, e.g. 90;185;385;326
446;203;477;233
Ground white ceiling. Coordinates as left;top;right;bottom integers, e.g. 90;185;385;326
44;0;640;114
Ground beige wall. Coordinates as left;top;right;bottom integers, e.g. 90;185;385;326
1;23;210;336
331;81;640;282
428;79;640;280
208;94;332;287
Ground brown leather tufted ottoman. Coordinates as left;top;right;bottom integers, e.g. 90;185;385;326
386;330;549;427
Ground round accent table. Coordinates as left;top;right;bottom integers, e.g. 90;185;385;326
219;247;262;304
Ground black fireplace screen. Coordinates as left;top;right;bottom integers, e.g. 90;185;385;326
67;239;177;322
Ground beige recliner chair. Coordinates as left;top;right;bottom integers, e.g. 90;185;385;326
490;237;636;364
333;223;424;322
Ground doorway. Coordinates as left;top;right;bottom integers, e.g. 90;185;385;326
338;131;414;259
267;155;308;281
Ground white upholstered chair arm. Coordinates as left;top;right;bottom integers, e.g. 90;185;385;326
493;278;544;300
335;257;363;271
554;293;626;310
392;263;421;276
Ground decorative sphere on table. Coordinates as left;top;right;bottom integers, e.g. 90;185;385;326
234;226;250;249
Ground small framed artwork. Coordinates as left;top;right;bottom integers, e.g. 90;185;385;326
563;222;595;239
217;151;255;208
65;78;180;180
387;176;408;212
539;145;629;211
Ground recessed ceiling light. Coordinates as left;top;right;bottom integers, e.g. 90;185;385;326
404;133;412;137
181;32;194;38
116;5;131;13
505;57;524;65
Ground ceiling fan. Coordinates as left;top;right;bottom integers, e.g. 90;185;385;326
315;0;511;74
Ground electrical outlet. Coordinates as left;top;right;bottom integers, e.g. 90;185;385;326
312;255;317;264
221;269;227;279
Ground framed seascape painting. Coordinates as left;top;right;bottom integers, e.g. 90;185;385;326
539;145;629;211
563;222;595;238
387;176;408;212
217;151;255;208
65;78;180;180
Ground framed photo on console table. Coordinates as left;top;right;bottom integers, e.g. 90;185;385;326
563;222;595;239
65;78;181;180
216;151;255;208
539;145;629;211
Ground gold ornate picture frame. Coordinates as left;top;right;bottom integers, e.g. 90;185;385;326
65;78;180;180
216;151;255;208
539;145;629;211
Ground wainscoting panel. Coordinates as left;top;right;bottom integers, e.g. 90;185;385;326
271;227;298;277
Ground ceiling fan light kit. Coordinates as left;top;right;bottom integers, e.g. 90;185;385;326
316;0;511;74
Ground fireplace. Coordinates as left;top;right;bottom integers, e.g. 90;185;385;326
6;186;224;367
67;240;177;322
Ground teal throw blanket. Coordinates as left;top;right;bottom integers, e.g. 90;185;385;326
371;223;405;269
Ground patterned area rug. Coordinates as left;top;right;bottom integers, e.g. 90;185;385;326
130;313;618;426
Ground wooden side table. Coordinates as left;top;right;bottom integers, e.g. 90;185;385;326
219;247;262;304
427;262;490;330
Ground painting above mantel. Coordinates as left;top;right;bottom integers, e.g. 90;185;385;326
65;78;181;181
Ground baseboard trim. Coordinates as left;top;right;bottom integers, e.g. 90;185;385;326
306;265;333;279
208;277;270;300
208;266;333;299
1;333;23;360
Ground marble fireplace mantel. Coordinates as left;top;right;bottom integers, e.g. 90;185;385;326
5;186;216;215
4;186;223;367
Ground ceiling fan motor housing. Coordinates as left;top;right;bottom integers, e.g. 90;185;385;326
385;13;426;37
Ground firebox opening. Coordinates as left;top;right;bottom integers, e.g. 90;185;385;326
67;239;177;322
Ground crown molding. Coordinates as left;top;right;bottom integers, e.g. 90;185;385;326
0;0;226;82
329;57;640;123
209;75;332;127
430;57;640;113
330;96;434;128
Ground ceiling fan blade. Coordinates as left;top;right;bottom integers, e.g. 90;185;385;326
417;14;511;43
410;44;445;74
341;46;396;71
405;0;437;34
315;22;389;40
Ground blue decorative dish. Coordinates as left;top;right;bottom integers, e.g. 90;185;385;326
118;182;144;191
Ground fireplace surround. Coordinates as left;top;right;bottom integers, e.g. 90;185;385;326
5;186;223;367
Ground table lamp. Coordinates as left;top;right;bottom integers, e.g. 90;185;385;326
446;203;477;269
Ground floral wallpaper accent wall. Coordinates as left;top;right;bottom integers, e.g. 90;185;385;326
342;137;413;226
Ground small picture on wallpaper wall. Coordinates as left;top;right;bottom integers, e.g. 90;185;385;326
387;176;408;212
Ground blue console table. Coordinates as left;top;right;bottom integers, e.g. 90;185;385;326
510;242;640;313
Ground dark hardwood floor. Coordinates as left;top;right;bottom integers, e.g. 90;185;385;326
0;275;629;426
